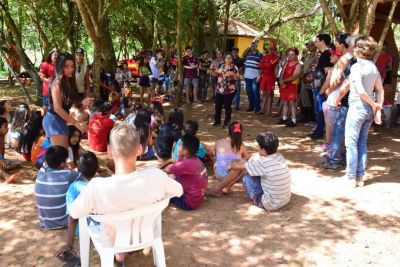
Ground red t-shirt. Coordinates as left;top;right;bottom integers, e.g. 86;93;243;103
88;113;115;152
39;62;55;96
375;52;392;79
169;157;208;209
259;53;279;77
182;55;198;78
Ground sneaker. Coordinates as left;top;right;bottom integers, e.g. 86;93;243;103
246;108;254;112
277;118;288;125
285;120;296;127
212;122;220;127
356;177;364;187
339;175;357;188
310;134;324;140
316;143;331;152
319;161;340;171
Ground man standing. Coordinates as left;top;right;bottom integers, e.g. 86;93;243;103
75;48;89;99
69;123;183;265
232;47;244;110
182;46;199;104
150;50;164;98
198;50;212;102
310;33;333;139
243;42;263;113
375;42;392;85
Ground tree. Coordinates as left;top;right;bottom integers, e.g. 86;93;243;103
75;0;117;97
175;0;183;106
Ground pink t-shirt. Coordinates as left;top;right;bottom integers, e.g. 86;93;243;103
375;52;392;80
39;62;55;96
169;157;208;209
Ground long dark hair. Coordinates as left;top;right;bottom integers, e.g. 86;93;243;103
10;104;29;133
46;51;58;64
168;108;184;132
48;52;78;109
68;125;81;163
134;109;152;150
228;121;243;152
18;111;43;154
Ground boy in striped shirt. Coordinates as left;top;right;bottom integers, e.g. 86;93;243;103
230;132;291;211
35;146;80;229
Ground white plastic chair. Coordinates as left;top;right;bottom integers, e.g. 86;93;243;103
79;198;170;267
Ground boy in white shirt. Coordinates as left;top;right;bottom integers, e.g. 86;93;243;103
69;123;183;264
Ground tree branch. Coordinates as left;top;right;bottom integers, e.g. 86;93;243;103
332;0;347;22
319;0;340;35
374;0;398;60
253;3;321;42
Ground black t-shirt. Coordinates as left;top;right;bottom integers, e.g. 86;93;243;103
341;57;357;108
316;50;333;73
233;56;244;69
155;123;181;159
199;57;212;73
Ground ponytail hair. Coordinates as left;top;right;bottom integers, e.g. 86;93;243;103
228;121;243;152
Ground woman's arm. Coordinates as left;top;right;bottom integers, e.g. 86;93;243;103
320;69;332;95
335;79;350;107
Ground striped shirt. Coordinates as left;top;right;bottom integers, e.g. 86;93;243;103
243;51;263;79
245;153;291;211
35;167;80;229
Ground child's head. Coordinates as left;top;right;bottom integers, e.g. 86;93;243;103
77;151;99;180
11;104;30;133
74;100;85;111
179;134;199;158
168;108;184;131
256;132;279;156
100;102;113;116
228;122;243;151
116;65;122;72
149;101;164;116
46;145;68;169
183;120;199;136
68;125;81;147
123;97;133;109
93;98;105;113
0;106;6;118
0;117;8;135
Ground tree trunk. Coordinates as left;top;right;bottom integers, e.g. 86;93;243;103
319;0;339;35
0;0;42;105
374;0;398;60
152;14;158;53
207;0;219;54
191;0;201;55
175;0;183;106
99;18;117;77
222;0;231;51
362;0;379;35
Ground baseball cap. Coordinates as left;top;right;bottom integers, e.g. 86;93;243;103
75;47;85;54
329;49;342;57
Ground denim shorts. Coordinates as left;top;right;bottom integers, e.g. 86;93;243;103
242;174;265;209
42;111;69;138
170;194;194;211
184;77;199;86
42;96;48;107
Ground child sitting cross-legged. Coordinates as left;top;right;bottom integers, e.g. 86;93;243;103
208;132;291;211
55;151;99;265
161;134;208;210
34;146;80;229
0;117;21;183
172;120;208;160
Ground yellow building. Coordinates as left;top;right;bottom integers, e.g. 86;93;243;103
204;19;275;57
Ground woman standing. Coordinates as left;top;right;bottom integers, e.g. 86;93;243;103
39;51;58;114
345;36;384;187
138;56;151;104
212;53;239;128
42;52;86;148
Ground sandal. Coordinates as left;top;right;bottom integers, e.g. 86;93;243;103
57;250;81;266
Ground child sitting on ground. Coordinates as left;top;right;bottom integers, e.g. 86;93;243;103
70;101;90;124
9;103;30;149
35;146;80;229
0;117;21;183
162;134;208;210
212;122;249;193
18;111;43;161
209;132;291;211
66;125;84;169
88;103;115;152
134;109;156;161
31;133;51;169
56;151;99;265
172;120;207;160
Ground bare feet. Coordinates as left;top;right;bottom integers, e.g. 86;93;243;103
222;187;232;194
206;187;223;197
5;172;20;184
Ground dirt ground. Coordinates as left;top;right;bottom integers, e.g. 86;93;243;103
0;92;399;267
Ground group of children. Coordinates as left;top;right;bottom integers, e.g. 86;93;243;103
0;92;292;265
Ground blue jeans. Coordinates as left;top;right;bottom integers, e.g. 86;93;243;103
327;106;348;165
242;174;264;209
345;103;374;179
233;79;241;108
164;76;170;93
312;89;325;137
245;78;261;112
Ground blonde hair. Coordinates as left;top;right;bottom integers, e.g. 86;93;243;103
109;123;140;158
354;36;377;60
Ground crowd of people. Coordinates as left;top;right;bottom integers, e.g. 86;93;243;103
0;30;390;265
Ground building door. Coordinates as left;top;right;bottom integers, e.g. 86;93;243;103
225;39;235;52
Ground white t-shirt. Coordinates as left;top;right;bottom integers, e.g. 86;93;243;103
150;57;162;79
69;167;183;243
327;64;342;107
245;153;291;211
67;147;74;163
75;62;87;93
